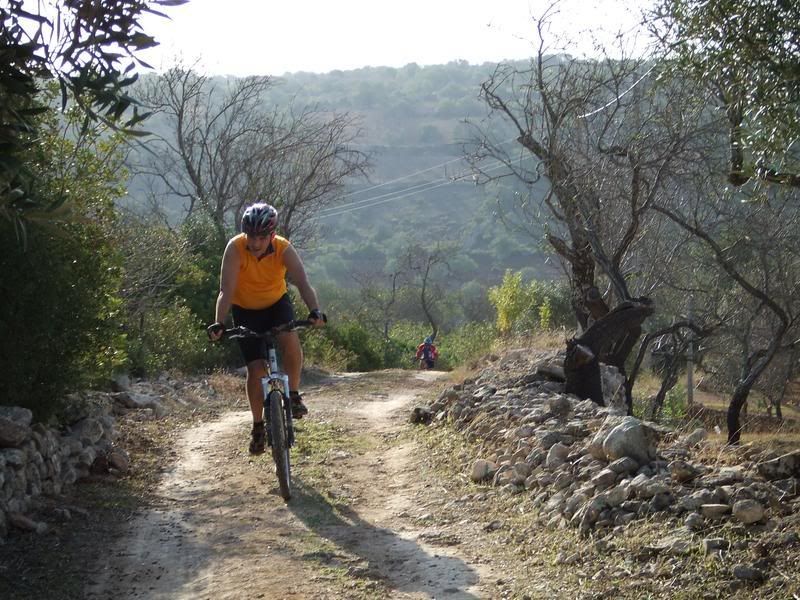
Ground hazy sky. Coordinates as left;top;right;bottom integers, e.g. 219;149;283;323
140;0;654;77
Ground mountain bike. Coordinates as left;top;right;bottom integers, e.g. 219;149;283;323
222;320;312;500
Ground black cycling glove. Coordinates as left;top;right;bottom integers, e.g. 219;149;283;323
308;309;327;323
206;322;225;339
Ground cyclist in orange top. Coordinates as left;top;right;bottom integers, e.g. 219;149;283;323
207;202;326;454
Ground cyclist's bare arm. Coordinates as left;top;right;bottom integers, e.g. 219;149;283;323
283;244;325;327
210;239;241;340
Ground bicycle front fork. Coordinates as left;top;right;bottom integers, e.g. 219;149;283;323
261;374;295;446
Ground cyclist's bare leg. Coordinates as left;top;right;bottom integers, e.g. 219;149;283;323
245;359;268;422
278;331;303;392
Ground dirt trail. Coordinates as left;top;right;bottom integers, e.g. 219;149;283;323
86;370;496;599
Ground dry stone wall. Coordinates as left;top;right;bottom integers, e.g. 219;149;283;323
0;396;130;538
0;375;213;539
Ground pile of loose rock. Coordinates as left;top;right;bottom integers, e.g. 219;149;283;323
423;349;800;546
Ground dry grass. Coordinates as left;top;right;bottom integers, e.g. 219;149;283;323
632;368;664;399
492;329;570;353
694;389;800;421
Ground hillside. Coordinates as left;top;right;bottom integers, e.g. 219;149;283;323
124;60;554;293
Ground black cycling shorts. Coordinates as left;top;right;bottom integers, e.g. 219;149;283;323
231;293;295;364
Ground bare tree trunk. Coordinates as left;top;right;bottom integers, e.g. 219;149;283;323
565;299;655;406
403;242;451;343
727;383;752;445
627;321;712;416
648;355;681;421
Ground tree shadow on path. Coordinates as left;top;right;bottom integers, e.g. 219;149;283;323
289;478;482;599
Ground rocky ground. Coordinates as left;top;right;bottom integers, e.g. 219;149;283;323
1;349;799;599
417;349;800;599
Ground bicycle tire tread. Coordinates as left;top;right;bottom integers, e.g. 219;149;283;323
268;390;291;500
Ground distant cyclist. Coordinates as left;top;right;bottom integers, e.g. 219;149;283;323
207;202;326;454
415;336;438;370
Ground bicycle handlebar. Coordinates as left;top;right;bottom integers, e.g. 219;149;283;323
220;319;314;340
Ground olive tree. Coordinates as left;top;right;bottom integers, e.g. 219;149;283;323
0;0;183;233
465;4;712;406
649;0;800;187
653;183;800;444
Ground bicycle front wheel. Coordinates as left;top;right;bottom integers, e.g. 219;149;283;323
268;390;291;500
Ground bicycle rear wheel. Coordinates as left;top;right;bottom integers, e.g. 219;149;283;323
268;389;291;500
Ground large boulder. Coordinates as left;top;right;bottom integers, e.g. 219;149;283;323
588;416;659;465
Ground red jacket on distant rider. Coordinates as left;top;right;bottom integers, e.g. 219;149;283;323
415;337;438;369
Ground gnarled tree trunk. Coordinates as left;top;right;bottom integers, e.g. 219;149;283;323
564;298;655;406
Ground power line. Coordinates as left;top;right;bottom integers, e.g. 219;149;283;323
320;161;511;219
340;156;468;199
320;180;456;219
319;179;444;216
340;136;519;200
577;64;656;119
320;160;509;217
322;148;523;216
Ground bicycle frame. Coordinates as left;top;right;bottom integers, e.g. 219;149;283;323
219;320;313;450
217;320;315;500
263;343;294;446
263;345;290;399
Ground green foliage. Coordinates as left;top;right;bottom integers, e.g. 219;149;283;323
114;211;229;377
389;321;434;366
321;318;387;371
458;280;495;323
436;321;497;368
126;300;226;376
0;220;124;422
653;0;800;177
300;315;445;373
0;99;133;422
488;270;572;334
300;328;356;372
539;298;553;330
662;384;688;424
1;1;184;231
488;271;527;333
175;212;226;319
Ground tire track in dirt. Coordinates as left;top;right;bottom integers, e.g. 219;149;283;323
86;370;495;599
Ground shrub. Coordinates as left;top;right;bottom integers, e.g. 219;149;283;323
389;321;432;367
126;300;228;376
436;321;497;369
662;384;689;424
0;102;126;423
488;270;572;335
175;212;226;320
300;328;355;372
0;220;123;422
322;318;386;371
488;270;528;334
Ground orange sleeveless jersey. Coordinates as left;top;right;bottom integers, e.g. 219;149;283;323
231;233;289;309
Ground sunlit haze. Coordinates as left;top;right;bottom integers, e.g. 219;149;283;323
140;0;654;76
